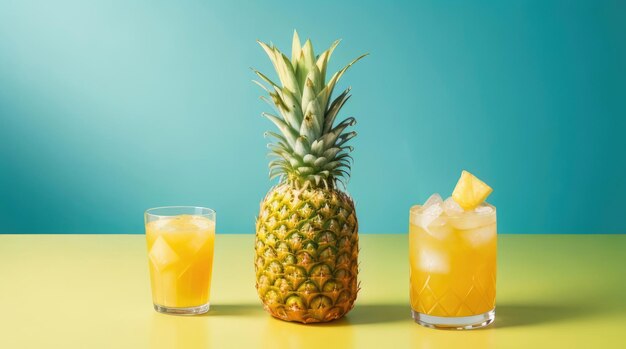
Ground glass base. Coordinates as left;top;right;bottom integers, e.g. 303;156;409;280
412;308;495;330
153;303;210;315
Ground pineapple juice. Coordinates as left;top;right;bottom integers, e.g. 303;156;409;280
145;215;215;309
409;200;497;321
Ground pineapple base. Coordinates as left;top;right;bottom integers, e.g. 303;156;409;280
264;302;353;324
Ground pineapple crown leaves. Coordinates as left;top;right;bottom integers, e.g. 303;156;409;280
253;30;367;187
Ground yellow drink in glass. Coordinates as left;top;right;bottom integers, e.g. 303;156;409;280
145;207;216;315
409;195;496;329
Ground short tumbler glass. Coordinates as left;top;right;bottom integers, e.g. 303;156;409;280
409;203;497;329
145;206;216;315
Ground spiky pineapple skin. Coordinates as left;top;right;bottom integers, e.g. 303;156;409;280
255;183;359;323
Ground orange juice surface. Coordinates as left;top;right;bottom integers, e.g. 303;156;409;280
146;215;215;308
409;204;496;317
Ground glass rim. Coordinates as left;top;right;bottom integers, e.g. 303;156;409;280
410;203;496;219
145;206;216;218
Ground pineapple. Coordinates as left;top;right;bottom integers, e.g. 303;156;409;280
253;31;366;323
452;170;493;210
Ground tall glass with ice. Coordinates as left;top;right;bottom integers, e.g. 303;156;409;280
409;172;497;329
145;206;216;315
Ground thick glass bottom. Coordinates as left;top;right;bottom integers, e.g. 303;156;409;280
412;308;495;330
154;303;210;315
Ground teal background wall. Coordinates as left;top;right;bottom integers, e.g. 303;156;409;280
1;1;625;234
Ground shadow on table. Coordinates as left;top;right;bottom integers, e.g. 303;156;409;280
200;303;408;324
204;303;264;317
227;304;410;327
206;303;590;328
344;304;409;325
493;303;587;328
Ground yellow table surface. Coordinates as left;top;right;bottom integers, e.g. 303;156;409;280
1;234;625;348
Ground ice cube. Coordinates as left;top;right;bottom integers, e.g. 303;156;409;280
149;236;180;271
475;205;494;215
463;225;496;247
419;249;450;273
423;193;443;208
411;193;444;229
443;197;463;216
187;230;213;255
150;218;170;231
410;195;443;229
424;220;453;240
450;216;485;230
186;217;214;253
190;216;214;230
151;217;180;233
417;203;443;229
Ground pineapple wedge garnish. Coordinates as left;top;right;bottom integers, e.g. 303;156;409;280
452;170;493;210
